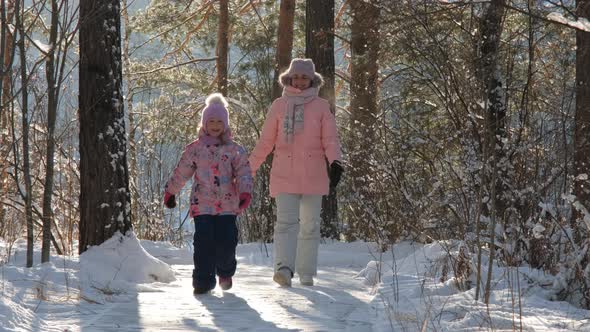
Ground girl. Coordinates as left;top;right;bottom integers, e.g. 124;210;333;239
163;93;253;294
249;58;343;287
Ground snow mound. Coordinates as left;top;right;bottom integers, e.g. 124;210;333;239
80;231;175;300
140;239;193;264
355;260;381;286
0;296;50;331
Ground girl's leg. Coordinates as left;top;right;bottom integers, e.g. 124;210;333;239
193;215;217;291
214;214;238;278
274;193;301;275
295;194;322;277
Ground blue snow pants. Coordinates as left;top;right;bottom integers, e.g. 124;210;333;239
192;214;238;290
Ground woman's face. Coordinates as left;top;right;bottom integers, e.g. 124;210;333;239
206;118;225;137
291;74;312;90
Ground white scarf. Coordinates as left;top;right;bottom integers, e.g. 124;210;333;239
282;86;318;143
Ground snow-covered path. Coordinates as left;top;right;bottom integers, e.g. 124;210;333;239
79;264;374;331
5;237;590;331
54;244;376;332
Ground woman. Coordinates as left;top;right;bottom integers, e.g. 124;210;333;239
249;58;343;287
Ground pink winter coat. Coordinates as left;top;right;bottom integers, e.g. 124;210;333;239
249;96;342;197
165;137;253;217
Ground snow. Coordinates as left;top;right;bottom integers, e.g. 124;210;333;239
547;12;590;32
1;233;589;331
355;260;381;286
80;232;175;295
533;223;546;238
32;39;52;54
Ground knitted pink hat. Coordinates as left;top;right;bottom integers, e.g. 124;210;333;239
201;93;229;130
279;58;324;88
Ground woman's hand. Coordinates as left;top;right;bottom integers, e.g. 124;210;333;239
329;161;344;188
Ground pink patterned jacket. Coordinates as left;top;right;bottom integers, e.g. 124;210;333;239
165;136;253;217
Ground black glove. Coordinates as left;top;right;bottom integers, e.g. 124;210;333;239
329;160;344;188
164;192;177;209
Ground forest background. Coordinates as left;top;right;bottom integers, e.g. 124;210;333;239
2;0;590;309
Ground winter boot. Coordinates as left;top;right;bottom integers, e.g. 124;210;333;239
273;267;293;287
192;269;215;294
299;275;314;286
193;286;213;295
219;276;233;290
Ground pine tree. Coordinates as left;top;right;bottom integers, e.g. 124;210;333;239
217;0;229;96
79;0;132;253
0;0;16;244
573;0;590;242
347;0;381;239
573;0;590;308
474;0;506;304
305;0;339;239
272;0;295;100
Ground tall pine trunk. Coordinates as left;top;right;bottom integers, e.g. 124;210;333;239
41;0;60;263
473;0;506;303
254;0;296;242
271;0;295;100
79;0;132;253
574;0;590;241
305;0;339;239
0;0;16;238
217;0;229;96
121;0;139;232
15;1;33;267
573;0;590;308
348;0;380;239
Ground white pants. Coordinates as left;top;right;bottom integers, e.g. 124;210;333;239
274;194;322;277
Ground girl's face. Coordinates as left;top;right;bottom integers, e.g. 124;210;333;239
291;74;312;90
206;118;225;137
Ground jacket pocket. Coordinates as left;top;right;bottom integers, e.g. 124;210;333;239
305;151;328;179
272;153;293;179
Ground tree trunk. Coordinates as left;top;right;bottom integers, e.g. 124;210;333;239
121;0;139;232
217;0;229;96
253;0;296;243
40;0;59;263
574;0;590;242
79;0;132;254
0;0;16;240
0;0;15;121
474;0;506;304
271;0;295;100
305;0;338;239
574;0;590;308
15;1;33;267
348;0;380;239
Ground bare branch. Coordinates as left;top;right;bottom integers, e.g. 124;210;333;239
129;56;217;76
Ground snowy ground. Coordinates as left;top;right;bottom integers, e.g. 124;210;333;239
1;233;589;331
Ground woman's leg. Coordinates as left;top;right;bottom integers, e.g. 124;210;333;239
274;193;301;275
296;195;322;277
